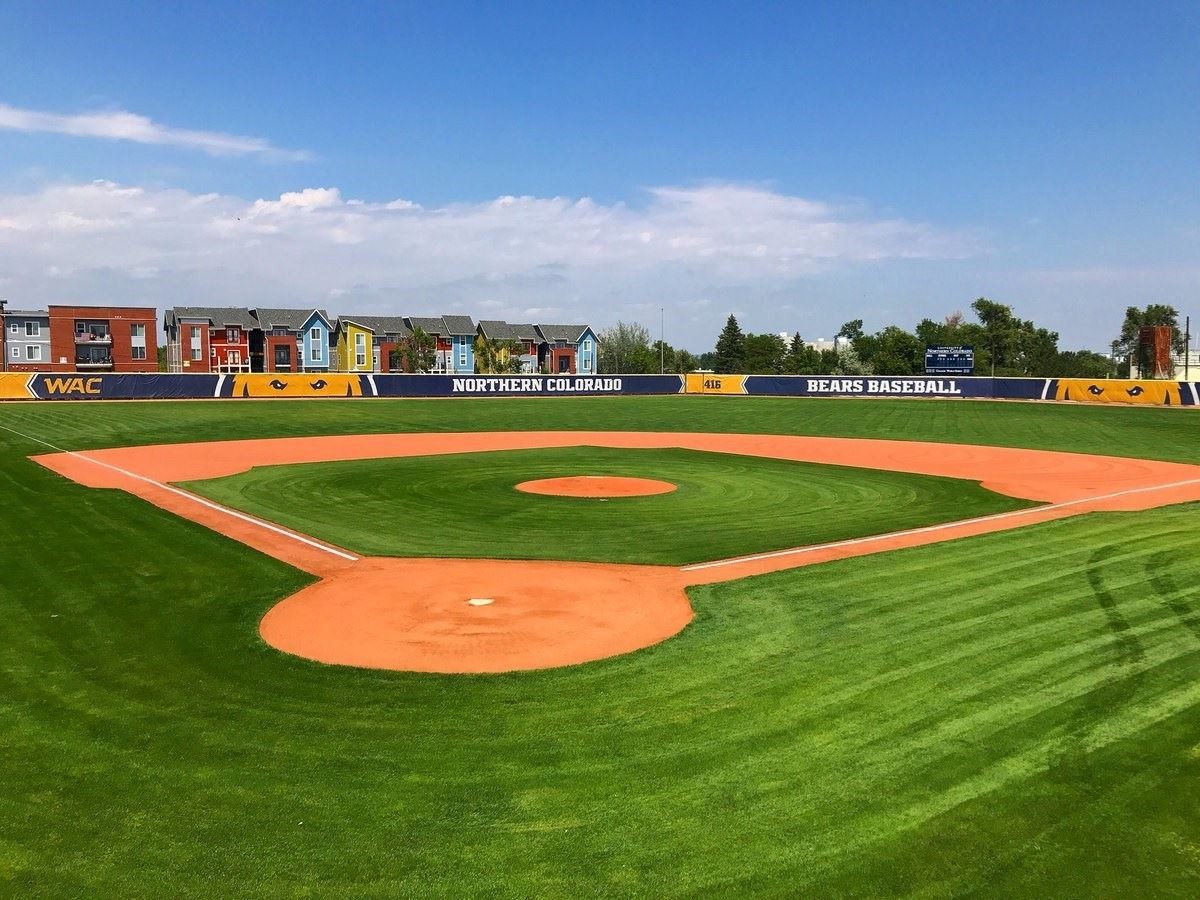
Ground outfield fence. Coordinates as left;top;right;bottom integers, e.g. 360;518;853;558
0;371;1197;406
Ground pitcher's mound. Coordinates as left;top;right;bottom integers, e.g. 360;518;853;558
516;476;677;498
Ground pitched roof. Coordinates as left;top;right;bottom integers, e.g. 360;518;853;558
536;324;590;343
441;315;476;336
512;323;543;342
477;319;517;340
164;306;258;329
405;316;446;335
477;320;543;343
345;315;411;339
253;307;330;330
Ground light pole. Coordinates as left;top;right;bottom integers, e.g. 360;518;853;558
660;306;665;374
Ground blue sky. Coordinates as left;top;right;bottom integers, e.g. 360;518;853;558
0;1;1196;350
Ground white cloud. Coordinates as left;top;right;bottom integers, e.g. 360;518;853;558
0;102;310;160
0;179;982;347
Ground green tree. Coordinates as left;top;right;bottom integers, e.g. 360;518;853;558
783;333;822;375
832;343;871;376
1114;304;1186;377
473;336;526;374
970;298;1020;376
1013;322;1060;376
392;326;437;373
867;326;924;376
598;321;656;373
1055;349;1114;379
713;315;747;373
743;333;787;374
837;319;865;342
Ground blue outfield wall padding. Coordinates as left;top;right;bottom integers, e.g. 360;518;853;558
9;371;1198;404
30;373;220;400
373;374;685;397
741;375;1048;400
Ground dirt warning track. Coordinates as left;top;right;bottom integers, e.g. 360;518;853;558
33;432;1200;673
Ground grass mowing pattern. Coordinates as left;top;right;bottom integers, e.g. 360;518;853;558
180;446;1033;564
2;398;1199;894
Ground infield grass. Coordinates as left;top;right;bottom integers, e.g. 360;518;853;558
180;446;1033;564
2;397;1199;895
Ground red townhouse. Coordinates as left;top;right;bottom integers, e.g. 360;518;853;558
47;305;158;373
162;307;256;372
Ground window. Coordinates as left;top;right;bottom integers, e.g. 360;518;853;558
274;345;292;369
130;323;147;360
354;332;367;367
459;345;467;367
10;346;19;359
189;325;202;360
583;338;592;351
226;327;240;343
26;345;41;361
229;350;241;366
25;321;40;337
272;327;290;336
309;327;323;361
8;323;17;335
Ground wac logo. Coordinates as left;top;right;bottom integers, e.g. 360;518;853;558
42;376;103;395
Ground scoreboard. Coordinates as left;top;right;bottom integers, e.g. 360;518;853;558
924;345;974;376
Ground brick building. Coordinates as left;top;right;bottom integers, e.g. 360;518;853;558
47;306;157;373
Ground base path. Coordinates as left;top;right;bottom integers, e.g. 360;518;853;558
33;432;1200;673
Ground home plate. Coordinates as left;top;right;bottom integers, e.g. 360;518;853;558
467;598;495;607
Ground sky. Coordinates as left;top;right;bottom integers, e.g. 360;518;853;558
0;1;1196;352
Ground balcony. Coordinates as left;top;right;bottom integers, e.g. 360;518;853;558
75;332;112;344
75;359;114;369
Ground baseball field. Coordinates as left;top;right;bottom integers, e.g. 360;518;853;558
3;396;1200;895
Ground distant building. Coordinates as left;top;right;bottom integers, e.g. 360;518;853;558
535;324;599;374
476;320;543;372
1130;349;1200;380
253;308;333;373
404;316;476;374
162;307;257;373
49;305;157;373
3;309;51;372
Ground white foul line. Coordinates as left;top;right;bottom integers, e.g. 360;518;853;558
681;476;1200;572
0;422;359;562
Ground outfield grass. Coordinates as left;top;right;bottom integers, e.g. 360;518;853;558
181;446;1032;564
2;397;1199;895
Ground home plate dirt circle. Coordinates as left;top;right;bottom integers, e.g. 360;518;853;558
258;557;693;673
516;475;678;498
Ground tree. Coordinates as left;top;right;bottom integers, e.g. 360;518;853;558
837;319;865;342
1114;304;1186;377
970;298;1020;376
598;321;656;373
1055;349;1114;379
832;343;871;376
474;335;525;374
866;326;924;376
156;346;167;372
783;333;822;375
1012;322;1060;376
392;326;437;373
743;333;787;374
713;315;746;373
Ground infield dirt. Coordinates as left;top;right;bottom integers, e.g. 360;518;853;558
34;432;1200;673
